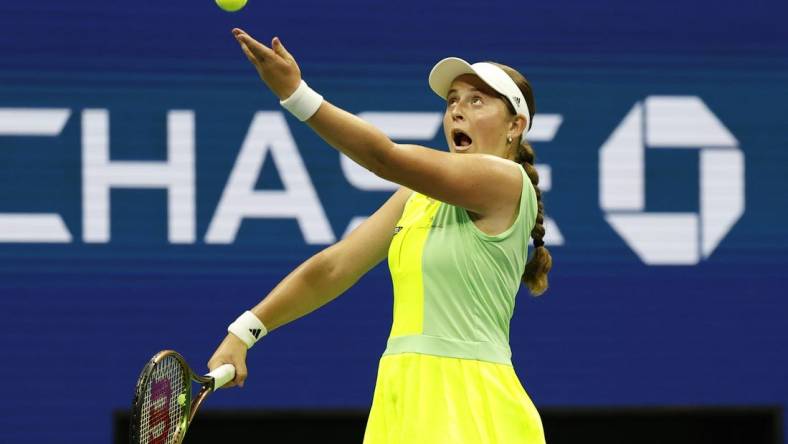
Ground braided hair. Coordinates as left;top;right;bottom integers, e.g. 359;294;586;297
515;138;552;296
488;62;553;297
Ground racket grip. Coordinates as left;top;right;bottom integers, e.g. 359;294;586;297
207;364;236;390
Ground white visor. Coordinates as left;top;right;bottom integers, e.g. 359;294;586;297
428;57;531;132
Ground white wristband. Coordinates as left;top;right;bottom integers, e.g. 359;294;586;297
279;80;324;121
227;311;268;349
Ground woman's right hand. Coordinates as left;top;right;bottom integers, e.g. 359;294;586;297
208;334;249;388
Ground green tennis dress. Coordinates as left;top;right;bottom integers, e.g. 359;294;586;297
363;166;545;444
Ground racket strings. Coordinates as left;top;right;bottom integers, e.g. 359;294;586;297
139;355;187;444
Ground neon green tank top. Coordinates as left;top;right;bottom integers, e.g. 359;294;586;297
384;166;537;365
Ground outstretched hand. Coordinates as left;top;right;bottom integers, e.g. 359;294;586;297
232;28;302;100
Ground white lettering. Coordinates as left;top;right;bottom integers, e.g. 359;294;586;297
205;112;335;245
82;109;196;243
0;108;73;242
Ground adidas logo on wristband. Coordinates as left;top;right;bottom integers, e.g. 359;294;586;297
228;311;268;349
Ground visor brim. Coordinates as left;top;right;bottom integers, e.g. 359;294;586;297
428;57;477;99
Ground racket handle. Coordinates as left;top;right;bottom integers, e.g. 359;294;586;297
206;364;236;390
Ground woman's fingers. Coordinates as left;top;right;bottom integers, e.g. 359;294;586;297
271;36;294;62
234;30;277;62
231;28;301;100
233;358;249;388
238;41;256;64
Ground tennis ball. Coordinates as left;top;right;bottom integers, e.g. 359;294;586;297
177;393;187;405
215;0;247;12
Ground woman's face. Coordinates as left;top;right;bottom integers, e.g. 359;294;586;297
443;74;514;157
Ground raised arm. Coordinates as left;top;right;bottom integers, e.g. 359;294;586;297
231;29;522;217
208;187;411;386
307;103;522;216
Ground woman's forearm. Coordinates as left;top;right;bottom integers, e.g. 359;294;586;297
306;101;394;177
231;31;397;183
250;249;356;331
248;103;393;332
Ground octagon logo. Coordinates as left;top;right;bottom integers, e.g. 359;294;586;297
599;96;745;265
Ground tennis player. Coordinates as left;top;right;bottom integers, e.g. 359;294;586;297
208;28;552;444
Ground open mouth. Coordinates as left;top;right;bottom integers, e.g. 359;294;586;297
452;129;473;151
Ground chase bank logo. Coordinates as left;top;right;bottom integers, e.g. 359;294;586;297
599;96;745;265
0;108;564;246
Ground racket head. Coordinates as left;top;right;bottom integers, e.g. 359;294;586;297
130;350;192;444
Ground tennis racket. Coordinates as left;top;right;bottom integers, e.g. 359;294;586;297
130;350;236;444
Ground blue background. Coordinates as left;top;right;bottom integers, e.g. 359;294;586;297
1;0;787;442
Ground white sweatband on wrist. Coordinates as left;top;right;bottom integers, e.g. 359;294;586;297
227;311;268;349
279;80;324;121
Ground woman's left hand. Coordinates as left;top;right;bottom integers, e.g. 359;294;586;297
232;28;302;100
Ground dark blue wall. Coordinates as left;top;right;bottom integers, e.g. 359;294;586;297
1;0;787;442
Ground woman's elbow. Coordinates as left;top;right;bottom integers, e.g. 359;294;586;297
369;141;398;181
307;246;343;284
